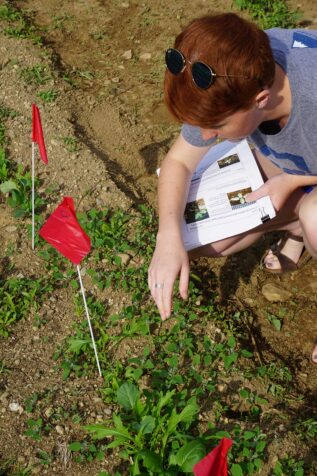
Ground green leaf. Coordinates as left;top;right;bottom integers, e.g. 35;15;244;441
273;461;283;476
241;349;253;358
173;440;206;472
167;402;199;434
140;451;163;472
255;396;268;406
117;382;140;411
239;388;250;399
67;338;90;354
272;318;282;331
223;352;238;369
69;442;82;452
156;389;175;415
0;180;19;193
84;415;132;441
243;430;255;440
227;336;236;348
178;402;199;423
295;470;304;476
231;463;244;476
138;415;156;435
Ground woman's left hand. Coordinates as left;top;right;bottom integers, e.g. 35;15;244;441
245;173;297;211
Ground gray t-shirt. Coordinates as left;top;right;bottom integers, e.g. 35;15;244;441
181;28;317;175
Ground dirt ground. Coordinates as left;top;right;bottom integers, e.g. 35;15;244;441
0;0;317;474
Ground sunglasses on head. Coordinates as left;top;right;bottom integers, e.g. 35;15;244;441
165;48;247;90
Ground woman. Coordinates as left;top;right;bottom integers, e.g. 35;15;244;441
148;13;317;364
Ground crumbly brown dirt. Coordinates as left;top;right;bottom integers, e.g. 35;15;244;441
0;0;317;475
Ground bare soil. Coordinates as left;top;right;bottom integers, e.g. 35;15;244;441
0;0;317;475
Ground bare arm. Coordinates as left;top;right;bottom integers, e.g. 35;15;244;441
148;134;212;320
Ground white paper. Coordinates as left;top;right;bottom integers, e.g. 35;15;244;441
182;139;276;250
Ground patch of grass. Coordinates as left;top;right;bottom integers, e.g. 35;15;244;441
234;0;302;29
0;2;42;44
37;89;58;103
20;65;52;86
0;276;53;337
63;136;80;152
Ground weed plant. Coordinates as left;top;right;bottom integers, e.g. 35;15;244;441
0;2;42;44
0;276;53;337
0;147;45;218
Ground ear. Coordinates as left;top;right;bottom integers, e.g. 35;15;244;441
255;88;270;109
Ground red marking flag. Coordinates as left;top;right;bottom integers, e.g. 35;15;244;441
39;197;91;264
32;103;48;164
193;438;233;476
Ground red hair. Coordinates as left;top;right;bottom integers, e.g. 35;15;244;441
164;13;275;128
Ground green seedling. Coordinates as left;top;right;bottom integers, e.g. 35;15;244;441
24;393;39;414
37;89;58;103
273;455;305;475
68;441;105;464
0;277;49;336
20;65;52;85
295;417;317;441
51;14;74;30
239;388;269;418
24;418;43;441
36;449;52;466
63;136;80;152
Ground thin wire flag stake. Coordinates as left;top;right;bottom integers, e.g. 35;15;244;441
31;104;48;250
39;197;102;378
77;265;102;377
31;141;35;250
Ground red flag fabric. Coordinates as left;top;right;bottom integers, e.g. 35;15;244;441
39;197;91;264
193;438;233;476
32;103;48;164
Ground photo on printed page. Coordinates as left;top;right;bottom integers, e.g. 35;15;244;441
217;153;240;169
184;198;210;224
227;187;252;210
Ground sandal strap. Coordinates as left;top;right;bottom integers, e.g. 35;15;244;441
286;232;304;243
273;249;298;271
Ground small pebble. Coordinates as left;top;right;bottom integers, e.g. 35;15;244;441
140;53;151;61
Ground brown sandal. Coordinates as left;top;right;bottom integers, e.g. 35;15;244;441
260;233;312;275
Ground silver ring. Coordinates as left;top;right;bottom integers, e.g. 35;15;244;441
154;282;164;289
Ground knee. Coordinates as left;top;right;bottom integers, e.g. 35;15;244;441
299;195;317;231
299;195;317;255
189;244;223;260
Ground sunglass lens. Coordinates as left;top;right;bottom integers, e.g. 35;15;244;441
165;49;185;75
192;62;214;89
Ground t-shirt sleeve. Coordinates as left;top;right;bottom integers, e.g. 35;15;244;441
181;124;216;147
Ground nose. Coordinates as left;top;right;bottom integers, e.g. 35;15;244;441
200;128;218;140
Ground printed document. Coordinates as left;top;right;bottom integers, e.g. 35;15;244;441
182;139;276;250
